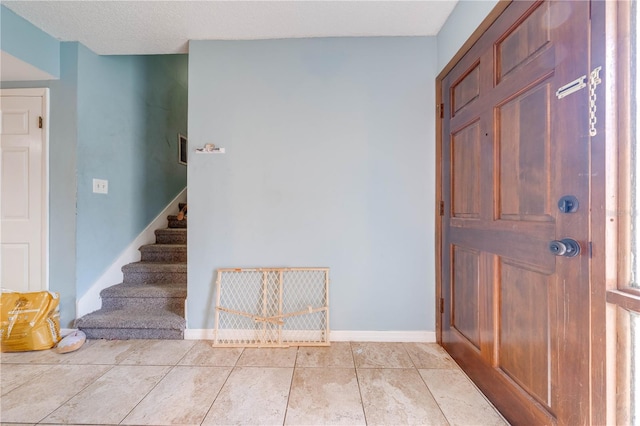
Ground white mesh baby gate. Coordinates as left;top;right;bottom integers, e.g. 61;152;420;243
213;268;330;347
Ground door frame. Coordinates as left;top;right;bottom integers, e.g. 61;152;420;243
434;0;611;422
591;1;637;424
1;87;50;291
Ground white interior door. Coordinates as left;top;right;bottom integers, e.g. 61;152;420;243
1;88;48;292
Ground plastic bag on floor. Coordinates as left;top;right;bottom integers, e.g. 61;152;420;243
0;290;61;352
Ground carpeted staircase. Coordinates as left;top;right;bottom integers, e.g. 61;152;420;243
75;204;187;339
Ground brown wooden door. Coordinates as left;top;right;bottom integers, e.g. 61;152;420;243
440;1;593;424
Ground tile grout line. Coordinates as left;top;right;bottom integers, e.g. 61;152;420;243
117;363;176;425
198;346;245;425
281;346;299;426
450;365;510;424
413;365;453;424
173;340;198;366
0;362;55;398
37;362;119;424
402;342;420;370
350;342;369;426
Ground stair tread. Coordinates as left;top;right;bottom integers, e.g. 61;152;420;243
154;230;187;245
80;209;188;339
122;262;187;271
139;244;187;250
76;308;185;330
101;282;186;299
167;216;187;229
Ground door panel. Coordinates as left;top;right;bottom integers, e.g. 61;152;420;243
497;80;552;220
451;63;480;115
2;148;30;218
1;93;46;292
499;259;551;406
451;122;481;218
440;1;591;424
452;245;480;348
496;1;551;81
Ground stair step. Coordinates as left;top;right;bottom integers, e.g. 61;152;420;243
155;228;187;244
76;308;185;340
139;244;187;262
74;208;189;340
167;215;187;229
100;283;186;314
122;262;187;284
101;282;187;298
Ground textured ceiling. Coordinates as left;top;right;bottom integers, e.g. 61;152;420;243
3;1;458;55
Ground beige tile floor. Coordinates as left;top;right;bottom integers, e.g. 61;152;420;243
0;340;508;425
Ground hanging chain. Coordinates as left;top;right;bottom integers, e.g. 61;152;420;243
588;66;602;137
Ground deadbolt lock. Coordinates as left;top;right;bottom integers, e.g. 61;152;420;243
558;195;579;213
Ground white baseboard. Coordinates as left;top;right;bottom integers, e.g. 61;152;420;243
184;329;217;340
330;330;436;342
184;329;435;342
76;188;187;318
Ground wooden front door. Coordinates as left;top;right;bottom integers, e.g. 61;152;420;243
440;1;593;424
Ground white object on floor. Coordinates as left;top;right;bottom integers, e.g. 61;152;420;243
56;330;86;354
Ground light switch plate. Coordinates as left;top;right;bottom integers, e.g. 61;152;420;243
93;178;108;194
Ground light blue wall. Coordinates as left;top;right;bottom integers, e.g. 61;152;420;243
188;37;436;331
75;47;188;296
0;5;59;78
437;0;499;72
1;0;497;329
3;36;188;324
1;42;79;326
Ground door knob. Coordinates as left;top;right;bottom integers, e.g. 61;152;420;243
549;238;581;257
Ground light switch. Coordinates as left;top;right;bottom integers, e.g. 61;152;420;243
93;178;108;194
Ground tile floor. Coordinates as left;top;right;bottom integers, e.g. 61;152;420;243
0;340;508;425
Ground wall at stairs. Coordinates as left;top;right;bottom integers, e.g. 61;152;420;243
2;28;188;326
75;48;188;302
77;188;187;318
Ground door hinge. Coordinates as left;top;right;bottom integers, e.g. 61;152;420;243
38;116;43;129
437;103;444;119
589;241;593;258
440;298;445;314
439;201;445;216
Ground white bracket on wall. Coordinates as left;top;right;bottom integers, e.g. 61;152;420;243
195;144;225;154
195;148;225;154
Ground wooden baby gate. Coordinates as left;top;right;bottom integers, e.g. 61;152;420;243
213;268;330;347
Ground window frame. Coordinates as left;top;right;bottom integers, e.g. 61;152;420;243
594;0;638;423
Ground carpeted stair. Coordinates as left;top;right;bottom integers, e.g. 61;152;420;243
75;203;187;339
